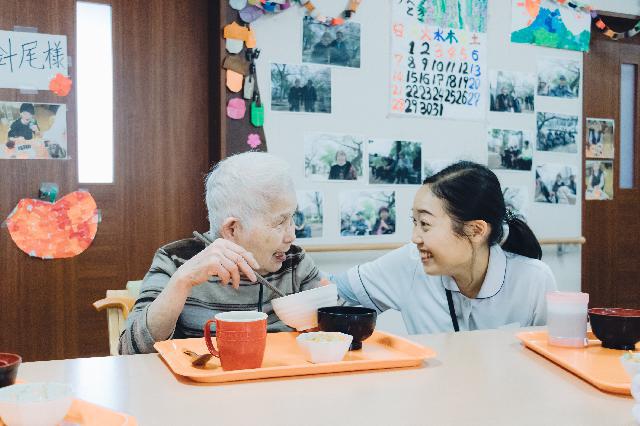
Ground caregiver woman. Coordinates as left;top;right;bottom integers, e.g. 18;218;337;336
333;161;557;333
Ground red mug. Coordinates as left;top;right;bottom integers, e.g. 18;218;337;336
204;311;267;371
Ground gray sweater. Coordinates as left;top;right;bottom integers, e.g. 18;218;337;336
118;234;322;354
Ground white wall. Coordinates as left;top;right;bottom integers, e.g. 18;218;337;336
252;0;639;331
592;0;640;16
254;0;585;245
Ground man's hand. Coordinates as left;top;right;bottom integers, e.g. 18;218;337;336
174;238;260;289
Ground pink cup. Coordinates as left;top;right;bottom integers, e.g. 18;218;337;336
546;292;589;347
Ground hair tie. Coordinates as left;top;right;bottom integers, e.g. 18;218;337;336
499;221;510;246
500;208;521;246
504;208;520;224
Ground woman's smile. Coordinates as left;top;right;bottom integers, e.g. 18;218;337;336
419;248;434;263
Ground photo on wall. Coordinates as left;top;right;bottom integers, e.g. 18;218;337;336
423;159;452;179
304;132;365;182
535;163;578;205
0;102;67;160
295;191;324;238
339;190;396;237
537;57;580;98
585;118;615;159
585;160;614;201
536;112;579;153
487;128;534;171
368;139;422;184
502;186;529;219
489;70;535;114
270;63;331;113
302;16;361;68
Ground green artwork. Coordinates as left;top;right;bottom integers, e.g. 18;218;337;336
415;0;488;33
510;0;591;52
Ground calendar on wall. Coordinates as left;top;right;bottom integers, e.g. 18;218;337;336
390;0;488;121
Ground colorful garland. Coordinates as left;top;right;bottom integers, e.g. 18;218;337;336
297;0;362;26
591;10;640;40
550;0;640;40
555;0;592;14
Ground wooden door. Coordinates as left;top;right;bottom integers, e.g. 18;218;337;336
582;19;640;308
0;0;212;361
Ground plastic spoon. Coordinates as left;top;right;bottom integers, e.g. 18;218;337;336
183;349;213;367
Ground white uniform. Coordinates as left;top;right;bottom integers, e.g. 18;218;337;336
333;244;557;334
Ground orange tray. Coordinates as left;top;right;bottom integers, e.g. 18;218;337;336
0;398;137;426
517;330;632;395
154;330;435;384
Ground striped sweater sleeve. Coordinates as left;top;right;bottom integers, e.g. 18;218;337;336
118;249;178;355
296;249;322;291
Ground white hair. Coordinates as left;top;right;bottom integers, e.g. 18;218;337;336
205;152;295;237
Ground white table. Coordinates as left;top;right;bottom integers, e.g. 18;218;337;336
18;328;633;425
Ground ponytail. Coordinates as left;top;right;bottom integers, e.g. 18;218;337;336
501;217;542;260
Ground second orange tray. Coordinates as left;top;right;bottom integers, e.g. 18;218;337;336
155;330;435;384
517;330;632;395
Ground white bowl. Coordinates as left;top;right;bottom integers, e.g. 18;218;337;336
271;284;338;331
621;353;640;378
297;332;353;363
0;382;73;426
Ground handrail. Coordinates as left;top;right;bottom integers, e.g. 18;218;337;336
301;237;586;253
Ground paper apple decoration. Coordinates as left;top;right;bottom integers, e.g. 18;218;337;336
5;191;99;259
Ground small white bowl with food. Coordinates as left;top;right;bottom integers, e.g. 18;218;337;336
296;331;353;364
0;382;73;426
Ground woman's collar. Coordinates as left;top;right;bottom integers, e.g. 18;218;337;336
441;245;507;299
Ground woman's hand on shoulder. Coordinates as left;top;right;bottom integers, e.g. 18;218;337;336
174;238;259;289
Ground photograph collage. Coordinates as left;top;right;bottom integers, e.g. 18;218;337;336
488;56;581;206
270;17;361;115
298;133;425;240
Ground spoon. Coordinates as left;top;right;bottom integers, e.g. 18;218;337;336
183;349;213;367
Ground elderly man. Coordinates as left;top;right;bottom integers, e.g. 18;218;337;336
119;152;323;354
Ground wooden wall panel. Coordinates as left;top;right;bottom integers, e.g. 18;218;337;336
0;0;212;361
582;21;640;309
0;0;79;362
114;0;211;281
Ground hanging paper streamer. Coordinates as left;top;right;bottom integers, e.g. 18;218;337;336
299;0;362;26
511;0;591;52
5;191;100;259
553;0;592;13
390;1;488;120
591;11;640;40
